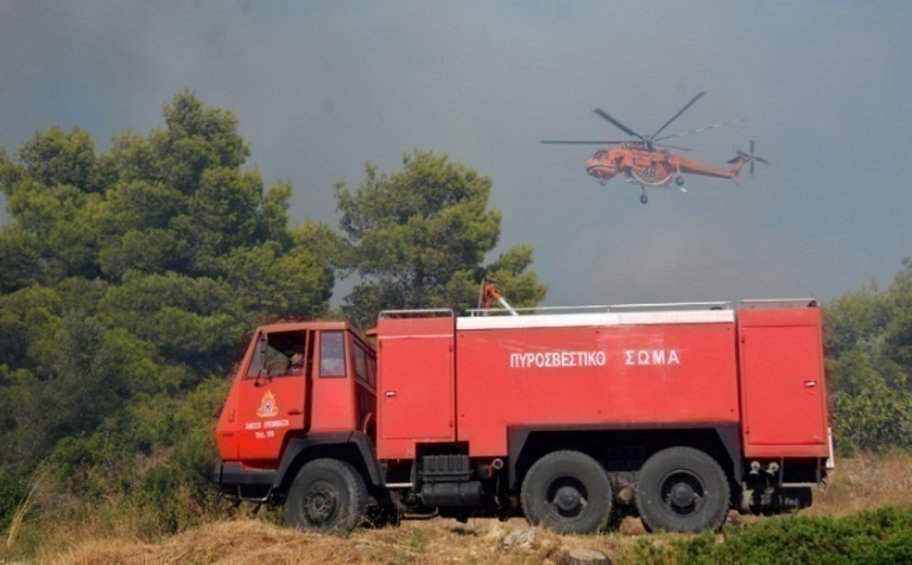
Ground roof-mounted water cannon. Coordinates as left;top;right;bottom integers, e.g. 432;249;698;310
478;275;518;316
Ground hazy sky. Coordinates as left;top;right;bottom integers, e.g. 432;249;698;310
2;1;910;306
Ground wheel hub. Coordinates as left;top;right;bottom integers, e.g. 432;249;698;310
304;483;338;523
554;485;583;512
660;470;705;515
669;482;697;508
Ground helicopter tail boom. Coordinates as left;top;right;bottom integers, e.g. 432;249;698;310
727;154;749;178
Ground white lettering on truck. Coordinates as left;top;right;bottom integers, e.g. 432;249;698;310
625;349;680;366
509;351;607;369
508;349;680;370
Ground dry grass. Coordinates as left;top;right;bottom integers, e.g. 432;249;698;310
22;453;912;565
810;451;912;516
49;517;659;565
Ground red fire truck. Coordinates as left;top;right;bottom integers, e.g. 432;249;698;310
213;299;832;533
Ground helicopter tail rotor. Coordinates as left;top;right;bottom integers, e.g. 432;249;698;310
727;139;768;177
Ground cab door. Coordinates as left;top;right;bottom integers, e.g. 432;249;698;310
236;330;310;465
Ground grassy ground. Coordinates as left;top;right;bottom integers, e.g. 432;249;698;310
13;453;912;564
809;453;912;516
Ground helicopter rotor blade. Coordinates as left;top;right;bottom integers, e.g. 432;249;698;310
593;109;644;139
655;118;748;141
540;140;628;145
750;139;755;154
651;91;706;139
755;156;770;165
750;160;755;176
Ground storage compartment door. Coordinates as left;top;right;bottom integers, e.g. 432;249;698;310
379;336;454;441
741;325;826;445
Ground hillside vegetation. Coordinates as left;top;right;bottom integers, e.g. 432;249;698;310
825;263;912;454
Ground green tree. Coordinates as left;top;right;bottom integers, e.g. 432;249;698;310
885;258;912;372
334;150;546;327
824;258;912;453
824;279;891;359
0;92;340;527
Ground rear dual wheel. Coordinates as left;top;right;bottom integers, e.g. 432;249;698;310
635;447;730;533
521;450;613;534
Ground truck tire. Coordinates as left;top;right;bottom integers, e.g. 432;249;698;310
520;450;613;534
285;458;368;533
635;446;730;533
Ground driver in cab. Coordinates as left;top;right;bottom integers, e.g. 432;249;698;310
286;346;305;376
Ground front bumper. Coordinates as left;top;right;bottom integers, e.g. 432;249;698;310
211;461;278;492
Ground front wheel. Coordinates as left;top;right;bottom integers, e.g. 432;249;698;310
521;450;613;534
635;447;730;533
285;458;368;532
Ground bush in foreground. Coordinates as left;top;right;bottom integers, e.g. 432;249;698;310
635;507;912;564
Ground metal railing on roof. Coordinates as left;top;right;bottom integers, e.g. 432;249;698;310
377;299;816;320
466;301;732;317
740;298;818;309
378;308;454;319
466;305;609;316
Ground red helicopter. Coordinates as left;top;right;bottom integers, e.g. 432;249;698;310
542;92;767;204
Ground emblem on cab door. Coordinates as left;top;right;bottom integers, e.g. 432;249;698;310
257;390;279;418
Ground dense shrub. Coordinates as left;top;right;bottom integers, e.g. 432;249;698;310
636;507;912;564
825;261;912;454
0;468;26;529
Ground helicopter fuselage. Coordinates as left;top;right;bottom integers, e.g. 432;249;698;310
585;145;742;188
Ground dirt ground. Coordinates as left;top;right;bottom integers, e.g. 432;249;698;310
43;454;912;564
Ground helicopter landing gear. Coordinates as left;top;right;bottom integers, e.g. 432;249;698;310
639;187;649;205
600;180;607;187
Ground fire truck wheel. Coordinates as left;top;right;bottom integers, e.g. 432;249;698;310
520;450;613;534
285;458;368;533
635;447;730;533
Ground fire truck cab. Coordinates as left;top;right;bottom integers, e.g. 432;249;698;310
213;300;831;534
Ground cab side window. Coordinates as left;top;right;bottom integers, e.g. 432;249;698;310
367;350;377;387
350;339;376;388
246;331;309;378
352;339;368;382
320;331;346;377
